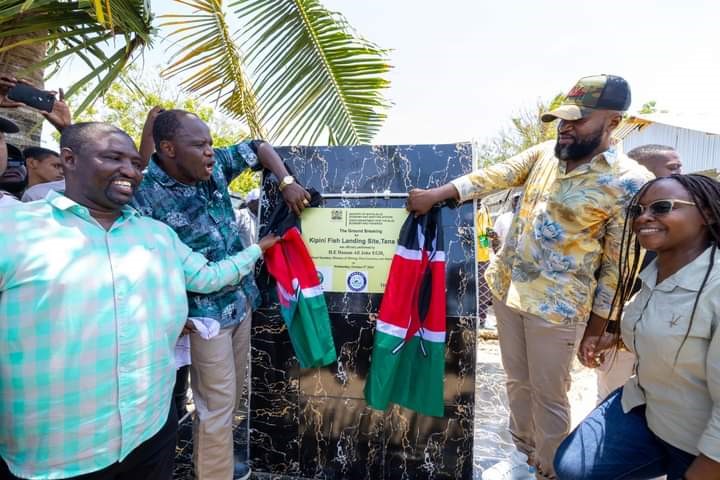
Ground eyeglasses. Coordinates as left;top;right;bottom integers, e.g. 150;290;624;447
627;199;696;218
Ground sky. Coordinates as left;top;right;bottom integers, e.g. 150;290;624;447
47;0;720;146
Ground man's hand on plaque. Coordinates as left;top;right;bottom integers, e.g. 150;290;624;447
282;183;311;216
407;188;439;217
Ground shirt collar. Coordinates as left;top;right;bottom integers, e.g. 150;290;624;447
46;190;140;222
587;147;618;172
557;146;616;176
147;154;180;187
600;145;619;165
638;245;718;292
147;154;216;190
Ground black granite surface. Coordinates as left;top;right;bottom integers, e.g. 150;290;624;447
248;144;477;479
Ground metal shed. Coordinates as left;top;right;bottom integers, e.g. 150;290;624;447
616;113;720;176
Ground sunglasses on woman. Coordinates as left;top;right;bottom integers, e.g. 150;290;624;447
627;199;696;218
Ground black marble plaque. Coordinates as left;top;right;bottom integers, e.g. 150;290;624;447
250;144;477;479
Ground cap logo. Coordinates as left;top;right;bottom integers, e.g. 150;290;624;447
566;86;586;99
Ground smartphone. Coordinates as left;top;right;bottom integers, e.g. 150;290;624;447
7;83;55;112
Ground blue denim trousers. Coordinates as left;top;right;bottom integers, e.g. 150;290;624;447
554;388;696;480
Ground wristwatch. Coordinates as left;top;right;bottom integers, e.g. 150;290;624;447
279;175;295;192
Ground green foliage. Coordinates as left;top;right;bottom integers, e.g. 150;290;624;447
476;93;564;167
0;0;153;114
228;169;261;196
2;0;392;146
65;69;248;145
160;0;392;145
160;0;265;138
234;0;392;145
64;69;261;196
637;100;668;115
639;100;657;114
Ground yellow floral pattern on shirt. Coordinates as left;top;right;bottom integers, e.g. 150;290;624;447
452;141;653;325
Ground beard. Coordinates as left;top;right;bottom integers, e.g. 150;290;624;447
554;130;603;161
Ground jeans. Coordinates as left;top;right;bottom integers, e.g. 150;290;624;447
554;388;696;480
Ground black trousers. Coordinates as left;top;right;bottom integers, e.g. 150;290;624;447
173;365;190;419
1;404;177;480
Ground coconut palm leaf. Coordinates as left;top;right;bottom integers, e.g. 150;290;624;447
160;0;265;138
0;0;152;113
234;0;391;145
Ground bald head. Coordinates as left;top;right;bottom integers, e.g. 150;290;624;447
58;122;143;215
152;109;204;152
60;123;135;159
627;144;682;178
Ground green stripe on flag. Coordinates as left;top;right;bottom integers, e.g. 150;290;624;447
285;291;336;368
364;331;445;417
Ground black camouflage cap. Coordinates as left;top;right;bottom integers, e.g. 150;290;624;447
541;74;631;122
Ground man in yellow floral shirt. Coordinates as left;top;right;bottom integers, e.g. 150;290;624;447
408;75;653;479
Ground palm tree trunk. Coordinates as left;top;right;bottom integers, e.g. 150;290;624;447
0;34;47;148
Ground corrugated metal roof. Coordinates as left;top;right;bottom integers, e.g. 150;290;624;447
628;113;720;136
617;114;720;173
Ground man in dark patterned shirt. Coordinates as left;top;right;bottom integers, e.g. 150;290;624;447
132;109;310;480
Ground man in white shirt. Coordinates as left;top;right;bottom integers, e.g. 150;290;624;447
493;192;521;247
236;188;260;248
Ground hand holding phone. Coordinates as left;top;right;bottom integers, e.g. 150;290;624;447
0;75;23;108
7;83;56;112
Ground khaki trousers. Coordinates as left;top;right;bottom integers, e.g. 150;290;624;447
190;311;251;480
493;298;585;479
596;348;635;404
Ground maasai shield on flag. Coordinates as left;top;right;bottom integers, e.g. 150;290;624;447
264;226;337;368
364;206;446;417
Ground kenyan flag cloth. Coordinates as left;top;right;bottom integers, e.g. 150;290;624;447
364;206;446;417
264;226;337;368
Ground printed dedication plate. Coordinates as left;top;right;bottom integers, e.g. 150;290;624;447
301;208;406;293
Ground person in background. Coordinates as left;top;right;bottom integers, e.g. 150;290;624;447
0;143;25;201
21;146;62;191
476;202;494;327
0;122;278;480
236;187;260;248
628;144;683;178
493;192;521;248
0;75;72;202
555;174;720;480
133;109;310;480
408;75;653;479
23;147;62;189
594;144;684;403
0;116;20;206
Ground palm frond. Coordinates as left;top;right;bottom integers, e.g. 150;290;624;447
0;0;153;113
233;0;391;145
160;0;265;138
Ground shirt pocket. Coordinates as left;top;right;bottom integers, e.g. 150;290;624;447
649;291;712;369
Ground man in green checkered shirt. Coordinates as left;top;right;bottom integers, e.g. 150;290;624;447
0;123;278;479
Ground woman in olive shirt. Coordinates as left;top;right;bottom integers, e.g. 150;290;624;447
554;174;720;480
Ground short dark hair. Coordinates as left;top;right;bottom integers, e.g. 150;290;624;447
152;109;197;151
60;122;131;157
23;146;59;162
627;144;676;162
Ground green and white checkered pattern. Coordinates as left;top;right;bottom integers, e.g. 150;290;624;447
0;191;260;479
